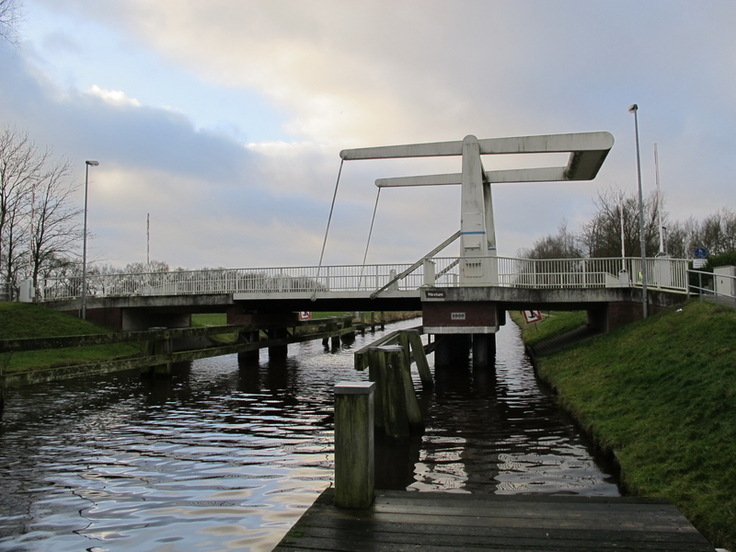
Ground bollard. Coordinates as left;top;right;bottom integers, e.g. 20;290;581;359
334;381;375;508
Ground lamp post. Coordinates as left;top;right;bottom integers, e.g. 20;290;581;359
629;104;648;318
81;160;99;320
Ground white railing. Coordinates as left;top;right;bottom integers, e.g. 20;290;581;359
39;256;691;302
688;267;736;308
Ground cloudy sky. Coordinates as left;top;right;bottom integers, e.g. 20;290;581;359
1;0;734;270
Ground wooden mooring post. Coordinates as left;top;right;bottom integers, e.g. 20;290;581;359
334;381;375;508
368;345;423;440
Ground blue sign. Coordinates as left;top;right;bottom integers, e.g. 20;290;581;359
694;247;708;259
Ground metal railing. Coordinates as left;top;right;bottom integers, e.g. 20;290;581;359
38;256;691;302
688;267;736;308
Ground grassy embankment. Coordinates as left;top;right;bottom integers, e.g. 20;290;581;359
0;303;140;374
516;303;736;550
193;311;420;344
1;306;419;373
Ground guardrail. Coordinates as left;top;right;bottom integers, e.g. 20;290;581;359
38;256;691;302
688;267;736;308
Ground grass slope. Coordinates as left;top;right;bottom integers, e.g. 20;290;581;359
531;301;736;549
0;303;140;373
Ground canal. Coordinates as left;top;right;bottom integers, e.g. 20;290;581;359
0;319;619;551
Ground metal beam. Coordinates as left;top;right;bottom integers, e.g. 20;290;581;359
376;167;569;187
342;131;613;162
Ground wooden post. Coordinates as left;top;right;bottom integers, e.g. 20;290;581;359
367;348;385;431
373;345;410;440
334;381;375;508
398;347;424;432
405;329;433;389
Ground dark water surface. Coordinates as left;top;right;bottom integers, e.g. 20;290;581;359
0;320;619;551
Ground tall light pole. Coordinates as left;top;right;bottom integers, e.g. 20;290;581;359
81;160;99;320
629;104;648;318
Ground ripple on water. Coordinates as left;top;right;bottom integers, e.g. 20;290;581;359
0;319;617;551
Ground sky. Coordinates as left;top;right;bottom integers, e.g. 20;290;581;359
1;0;735;270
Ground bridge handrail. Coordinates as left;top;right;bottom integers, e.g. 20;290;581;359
38;256;691;302
687;267;736;307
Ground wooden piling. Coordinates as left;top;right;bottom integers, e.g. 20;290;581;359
334;381;375;509
371;345;417;440
404;329;433;389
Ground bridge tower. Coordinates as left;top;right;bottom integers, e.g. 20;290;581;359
343;131;614;366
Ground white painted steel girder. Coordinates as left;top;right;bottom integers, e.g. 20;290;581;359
341;131;614;183
340;132;614;285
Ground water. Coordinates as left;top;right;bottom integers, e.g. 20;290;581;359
0;320;619;551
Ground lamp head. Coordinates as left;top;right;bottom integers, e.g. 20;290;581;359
86;160;99;166
628;104;638;113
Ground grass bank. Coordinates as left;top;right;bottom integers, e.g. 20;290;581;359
517;302;736;549
1;306;420;374
0;303;140;374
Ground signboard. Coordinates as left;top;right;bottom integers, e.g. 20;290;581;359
522;310;543;324
451;312;466;320
694;247;708;259
298;312;312;320
425;289;446;299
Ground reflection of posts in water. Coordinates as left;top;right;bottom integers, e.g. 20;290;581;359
430;339;501;493
334;381;375;508
374;432;423;490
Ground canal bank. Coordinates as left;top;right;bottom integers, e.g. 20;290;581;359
517;302;736;551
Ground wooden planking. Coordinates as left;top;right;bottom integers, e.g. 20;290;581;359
273;488;715;551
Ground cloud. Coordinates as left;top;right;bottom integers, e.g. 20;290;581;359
87;84;140;107
5;0;736;270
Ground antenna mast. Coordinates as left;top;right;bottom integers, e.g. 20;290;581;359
654;144;665;255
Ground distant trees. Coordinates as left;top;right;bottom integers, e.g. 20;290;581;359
519;221;583;259
521;187;736;261
0;126;82;299
579;188;662;258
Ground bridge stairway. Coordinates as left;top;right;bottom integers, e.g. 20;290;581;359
273;487;715;551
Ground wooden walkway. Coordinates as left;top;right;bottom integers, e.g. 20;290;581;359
273;488;715;551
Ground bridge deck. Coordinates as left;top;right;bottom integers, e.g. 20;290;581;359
274;488;714;551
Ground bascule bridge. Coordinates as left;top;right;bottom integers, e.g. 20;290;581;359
339;131;615;365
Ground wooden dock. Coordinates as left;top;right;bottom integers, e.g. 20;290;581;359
274;488;715;551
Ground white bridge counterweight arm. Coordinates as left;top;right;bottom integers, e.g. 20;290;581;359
340;140;463;160
375;167;569;187
341;131;613;162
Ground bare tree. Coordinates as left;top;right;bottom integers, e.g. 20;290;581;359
0;126;81;298
29;160;82;290
518;221;584;259
0;127;37;297
579;187;662;258
0;0;21;45
677;208;736;257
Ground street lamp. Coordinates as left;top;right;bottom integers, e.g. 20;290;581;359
81;160;99;320
629;104;648;318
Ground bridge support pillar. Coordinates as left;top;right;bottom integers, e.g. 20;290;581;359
472;333;496;369
434;334;471;368
237;330;261;365
268;328;289;361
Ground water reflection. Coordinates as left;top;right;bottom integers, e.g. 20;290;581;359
0;320;618;551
